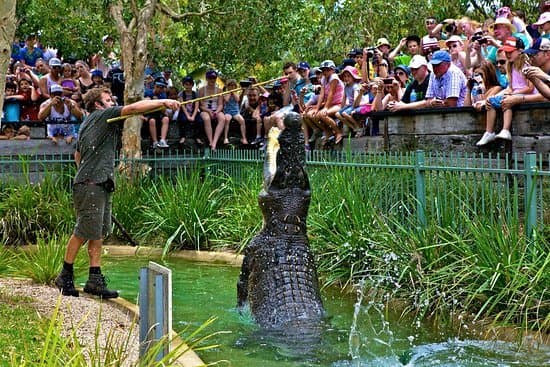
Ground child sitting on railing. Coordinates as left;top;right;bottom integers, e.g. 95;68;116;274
476;37;537;146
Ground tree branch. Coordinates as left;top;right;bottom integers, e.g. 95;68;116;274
110;0;128;34
155;2;227;20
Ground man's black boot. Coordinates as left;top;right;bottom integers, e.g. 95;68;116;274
54;269;79;297
83;273;119;299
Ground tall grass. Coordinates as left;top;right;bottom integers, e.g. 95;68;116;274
0;172;74;246
9;297;222;366
135;172;230;252
10;235;88;284
1;160;548;332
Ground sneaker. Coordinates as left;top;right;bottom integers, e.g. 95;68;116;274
83;274;119;299
54;270;79;297
158;139;169;148
151;141;160;149
495;129;512;140
475;131;496;146
251;137;263;145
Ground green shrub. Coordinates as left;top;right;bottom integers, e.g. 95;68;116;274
11;235;87;284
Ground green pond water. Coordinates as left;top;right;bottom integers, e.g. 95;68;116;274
78;256;550;367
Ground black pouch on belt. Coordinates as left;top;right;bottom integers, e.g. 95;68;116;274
97;178;115;193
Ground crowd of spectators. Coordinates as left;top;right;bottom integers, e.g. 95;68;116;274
3;3;550;149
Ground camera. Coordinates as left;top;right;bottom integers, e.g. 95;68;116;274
444;22;457;34
365;47;377;59
422;43;440;56
471;35;487;44
239;80;252;88
383;78;394;85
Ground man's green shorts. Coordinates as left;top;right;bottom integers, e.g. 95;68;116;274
73;183;112;240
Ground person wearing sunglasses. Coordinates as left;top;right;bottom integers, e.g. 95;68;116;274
422;17;442;51
494;50;510;88
523;37;550;100
445;35;468;76
38;57;63;99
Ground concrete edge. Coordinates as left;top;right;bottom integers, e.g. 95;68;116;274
103;245;244;266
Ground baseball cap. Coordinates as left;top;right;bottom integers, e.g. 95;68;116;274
376;38;391;48
341;58;356;67
347;49;358;57
48;57;61;67
205;70;218;79
394;64;411;76
91;69;103;78
102;35;113;43
319;60;336;70
409;55;428;68
154;77;168;87
260;92;270;99
50;84;63;94
297;61;310;70
534;12;550;27
429;50;451;65
339;65;361;80
524;37;550;55
499;37;525;52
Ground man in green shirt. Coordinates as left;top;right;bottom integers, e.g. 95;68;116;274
55;87;180;298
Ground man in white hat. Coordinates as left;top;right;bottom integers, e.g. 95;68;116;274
388;55;432;112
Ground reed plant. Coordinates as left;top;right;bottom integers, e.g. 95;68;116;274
215;173;262;252
10;235;87;284
136;172;230;252
0;173;74;246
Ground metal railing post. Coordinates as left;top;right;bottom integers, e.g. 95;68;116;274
415;150;427;228
524;151;538;240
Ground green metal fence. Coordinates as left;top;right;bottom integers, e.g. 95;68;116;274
1;149;548;240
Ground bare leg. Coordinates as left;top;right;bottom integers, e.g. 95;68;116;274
223;114;231;144
486;108;496;133
149;118;158;143
502;109;513;131
160;116;170;141
87;239;103;267
201;112;214;146
63;233;87;264
211;113;226;150
236;115;248;144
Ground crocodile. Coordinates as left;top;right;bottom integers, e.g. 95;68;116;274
237;111;324;330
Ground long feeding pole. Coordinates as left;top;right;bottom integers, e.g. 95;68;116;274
106;76;285;123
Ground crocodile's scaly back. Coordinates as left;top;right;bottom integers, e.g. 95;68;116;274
237;112;324;330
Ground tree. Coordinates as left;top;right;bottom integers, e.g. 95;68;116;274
109;0;225;174
0;0;17;125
